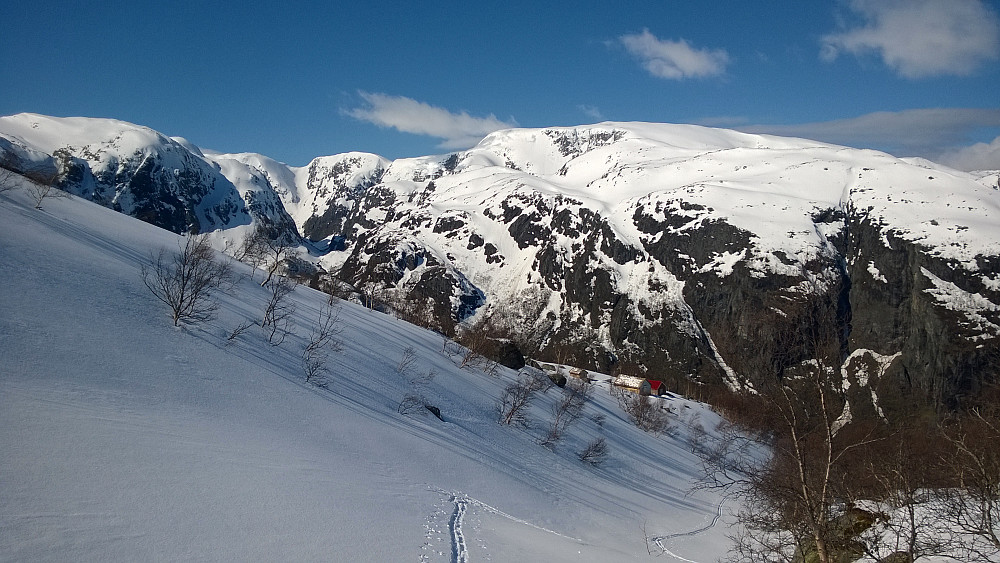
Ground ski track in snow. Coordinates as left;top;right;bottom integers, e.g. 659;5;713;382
433;487;584;561
651;497;727;563
466;496;581;542
449;495;469;563
658;548;701;563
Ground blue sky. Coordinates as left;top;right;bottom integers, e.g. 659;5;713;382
2;1;999;169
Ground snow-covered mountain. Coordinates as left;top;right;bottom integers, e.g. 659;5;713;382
3;113;999;416
0;180;729;561
312;124;1000;414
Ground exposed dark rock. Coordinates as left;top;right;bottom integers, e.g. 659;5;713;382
481;339;526;370
433;215;466;235
300;156;386;242
845;215;1000;410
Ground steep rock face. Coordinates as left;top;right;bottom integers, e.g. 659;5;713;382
296;153;390;243
846;216;1000;409
337;232;485;332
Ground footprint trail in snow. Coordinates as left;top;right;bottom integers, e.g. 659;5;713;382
448;495;469;563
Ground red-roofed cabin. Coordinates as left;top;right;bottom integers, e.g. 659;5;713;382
648;380;667;397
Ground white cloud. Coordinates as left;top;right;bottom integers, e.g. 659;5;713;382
577;104;604;120
821;0;1000;78
619;29;729;80
344;92;517;149
938;136;1000;171
739;108;1000;170
742;108;1000;147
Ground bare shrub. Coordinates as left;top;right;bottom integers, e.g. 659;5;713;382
578;437;608;466
456;316;492;369
496;370;548;427
236;223;294;286
396;343;440;419
141;235;233;326
0;155;17;193
26;181;67;209
307;303;344;353
20;161;65;209
397;393;427;415
619;393;672;435
261;276;296;345
687;414;709;455
459;346;485;370
227;320;253;342
233;223;268;269
396;345;418;376
539;378;590;448
940;408;1000;560
525;365;555;393
0;172;15;194
443;325;502;376
302;303;343;385
302;349;327;385
410;368;436;387
441;334;463;358
480;357;502;377
398;343;437;418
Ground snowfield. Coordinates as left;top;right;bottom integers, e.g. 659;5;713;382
0;186;730;560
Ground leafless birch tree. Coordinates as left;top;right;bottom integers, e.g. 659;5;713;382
141;236;233;326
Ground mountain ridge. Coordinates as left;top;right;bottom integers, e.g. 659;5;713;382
3;112;999;413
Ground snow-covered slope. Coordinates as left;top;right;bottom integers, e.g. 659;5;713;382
0;184;729;561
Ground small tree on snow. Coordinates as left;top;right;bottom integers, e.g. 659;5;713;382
302;302;344;385
18;160;65;209
235;223;294;286
496;370;548;427
539;378;590;448
25;178;67;209
619;392;672;435
578;437;608;466
0;157;17;194
141;235;233;326
261;276;296;345
396;345;418;376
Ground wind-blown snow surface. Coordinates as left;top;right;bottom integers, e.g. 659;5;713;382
0;187;730;561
